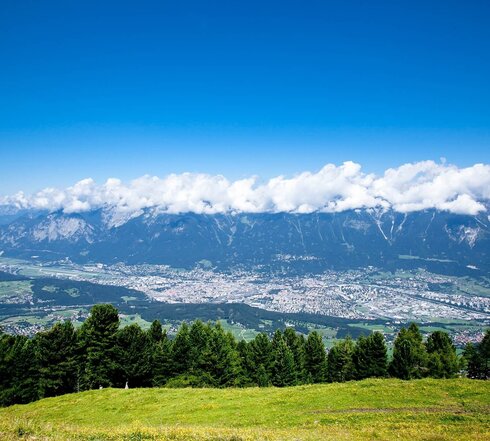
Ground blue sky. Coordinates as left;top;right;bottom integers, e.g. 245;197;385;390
1;0;489;194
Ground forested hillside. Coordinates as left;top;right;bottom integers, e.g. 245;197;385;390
1;304;488;407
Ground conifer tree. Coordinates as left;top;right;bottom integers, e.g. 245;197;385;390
389;324;428;379
78;304;120;389
327;337;355;382
35;321;77;397
152;330;173;386
236;339;254;386
171;322;192;376
284;328;307;383
352;332;387;379
148;320;163;344
248;333;274;385
426;331;459;378
304;331;327;383
479;329;490;379
116;323;152;387
271;330;296;386
0;334;39;405
205;322;240;386
462;329;489;379
188;320;212;375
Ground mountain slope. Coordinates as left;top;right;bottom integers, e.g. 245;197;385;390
0;208;488;274
0;379;488;441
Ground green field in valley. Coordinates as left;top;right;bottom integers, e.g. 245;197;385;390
1;378;489;440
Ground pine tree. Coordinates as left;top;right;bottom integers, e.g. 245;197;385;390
205;322;240;386
0;334;40;405
188;320;212;376
148;320;163;344
479;329;490;379
78;304;120;389
426;331;459;378
115;323;152;387
35;321;77;397
327;337;355;382
304;331;327;383
462;329;490;379
353;332;387;379
284;328;307;383
248;333;273;385
271;330;296;386
171;322;192;376
152;330;173;386
389;324;428;379
236;339;254;386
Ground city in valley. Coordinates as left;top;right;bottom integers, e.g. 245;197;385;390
1;256;488;346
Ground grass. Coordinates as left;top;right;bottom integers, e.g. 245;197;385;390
1;379;489;440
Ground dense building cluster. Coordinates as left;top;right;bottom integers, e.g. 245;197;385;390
0;304;488;408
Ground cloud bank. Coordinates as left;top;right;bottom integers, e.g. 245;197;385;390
1;161;490;216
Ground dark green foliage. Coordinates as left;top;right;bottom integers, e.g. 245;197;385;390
284;328;307;383
479;329;490;378
389;323;428;380
463;329;490;379
188;320;212;375
304;331;327;383
327;337;355;382
148;320;163;344
152;331;173;386
247;333;273;386
78;304;120;389
353;332;388;379
170;322;191;376
426;331;459;378
0;334;39;405
271;330;296;387
0;305;486;408
116;324;152;387
35;321;77;397
204;323;240;386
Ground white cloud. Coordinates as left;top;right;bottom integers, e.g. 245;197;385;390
1;161;489;216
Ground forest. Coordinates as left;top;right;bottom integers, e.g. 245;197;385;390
0;304;488;407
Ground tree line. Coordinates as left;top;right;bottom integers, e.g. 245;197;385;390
0;304;488;407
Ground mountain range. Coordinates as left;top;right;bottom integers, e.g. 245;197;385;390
0;206;488;275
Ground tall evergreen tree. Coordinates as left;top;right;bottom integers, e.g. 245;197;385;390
0;335;39;405
248;333;273;386
188;320;212;376
304;331;327;383
115;323;152;387
236;339;254;386
479;329;490;379
205;322;240;386
78;304;120;389
148;320;163;344
284;328;307;384
389;324;428;380
462;329;490;379
352;332;388;379
152;330;173;386
271;330;296;386
327;337;355;382
35;321;77;397
426;331;459;378
171;322;192;376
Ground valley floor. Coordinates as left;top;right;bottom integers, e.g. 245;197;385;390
1;379;489;441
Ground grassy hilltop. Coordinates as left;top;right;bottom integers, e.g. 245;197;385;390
1;379;489;441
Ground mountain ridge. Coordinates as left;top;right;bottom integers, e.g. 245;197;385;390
0;207;488;275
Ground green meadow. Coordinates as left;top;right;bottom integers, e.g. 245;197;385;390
1;378;489;440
